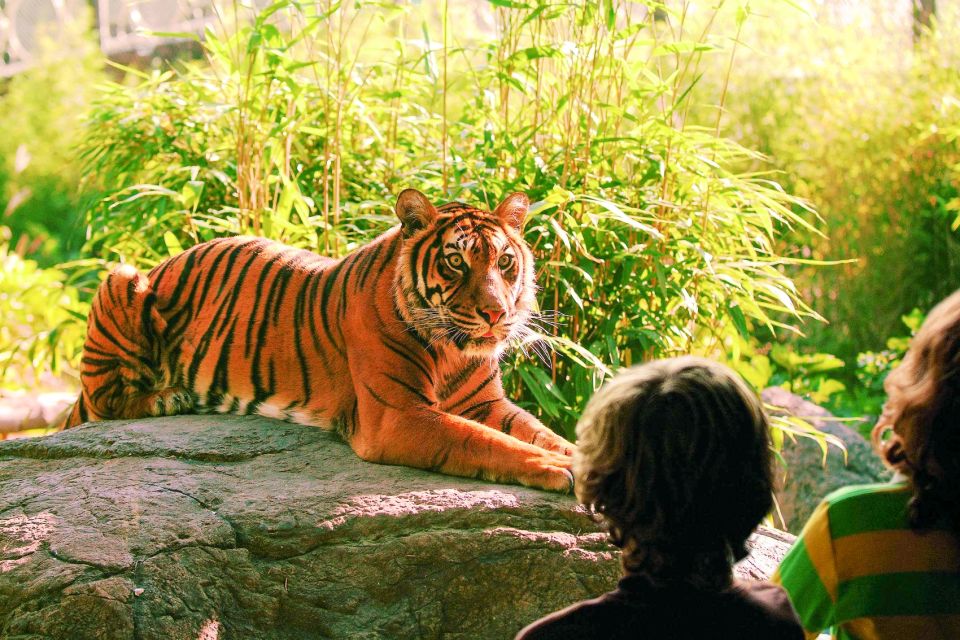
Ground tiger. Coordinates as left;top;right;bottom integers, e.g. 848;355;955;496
62;189;575;492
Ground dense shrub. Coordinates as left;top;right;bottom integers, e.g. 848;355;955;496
0;12;103;266
712;1;960;359
70;1;825;441
0;228;85;390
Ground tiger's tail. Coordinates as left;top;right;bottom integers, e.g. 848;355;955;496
62;263;181;429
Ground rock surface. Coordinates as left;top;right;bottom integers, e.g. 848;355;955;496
764;387;891;533
0;416;794;640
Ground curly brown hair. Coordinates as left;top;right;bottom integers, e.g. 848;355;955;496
871;288;960;536
574;356;773;588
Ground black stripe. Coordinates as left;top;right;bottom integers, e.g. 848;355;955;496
251;282;279;405
214;240;267;340
193;243;237;312
148;252;177;286
384;373;434;405
446;371;497;412
501;410;521;435
245;254;279;359
271;258;297;325
207;314;239;400
437;358;484;399
428;442;455;472
293;313;312;406
392;299;437;359
381;334;434;385
158;245;199;313
353;241;382;291
89;313;141;362
336;250;362;321
461;399;498;422
363;382;399;410
319;260;347;357
304;264;327;359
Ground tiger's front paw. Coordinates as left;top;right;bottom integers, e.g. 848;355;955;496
520;451;574;493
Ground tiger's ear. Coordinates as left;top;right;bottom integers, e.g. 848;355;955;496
396;189;438;237
493;192;530;231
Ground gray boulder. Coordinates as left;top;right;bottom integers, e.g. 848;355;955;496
0;415;794;640
764;387;891;533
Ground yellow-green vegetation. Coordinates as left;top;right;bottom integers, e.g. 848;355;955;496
0;1;955;447
0;230;85;391
73;1;822;440
713;1;960;358
0;9;102;266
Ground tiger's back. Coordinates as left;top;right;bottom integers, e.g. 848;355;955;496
66;234;390;430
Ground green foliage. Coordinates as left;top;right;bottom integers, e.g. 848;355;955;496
71;0;825;441
0;229;86;390
727;336;847;403
711;1;960;360
0;9;103;266
79;2;428;267
730;308;925;440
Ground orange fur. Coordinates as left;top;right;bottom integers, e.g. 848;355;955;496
64;191;574;491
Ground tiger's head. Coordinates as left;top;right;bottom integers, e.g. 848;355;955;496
394;189;537;359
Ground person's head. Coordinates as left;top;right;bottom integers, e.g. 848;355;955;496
872;288;960;534
574;356;773;587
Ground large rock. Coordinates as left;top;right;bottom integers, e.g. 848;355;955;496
0;416;793;640
764;387;891;533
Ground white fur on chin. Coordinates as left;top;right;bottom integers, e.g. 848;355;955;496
461;339;507;359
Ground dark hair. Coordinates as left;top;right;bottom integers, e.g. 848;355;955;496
872;288;960;536
574;356;773;588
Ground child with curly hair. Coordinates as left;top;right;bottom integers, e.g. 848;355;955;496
516;356;803;640
776;290;960;639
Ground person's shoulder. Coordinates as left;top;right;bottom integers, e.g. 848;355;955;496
738;580;797;616
819;480;911;536
823;480;910;506
514;594;625;640
733;581;805;639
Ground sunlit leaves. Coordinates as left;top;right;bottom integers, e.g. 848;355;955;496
0;245;86;389
61;0;837;452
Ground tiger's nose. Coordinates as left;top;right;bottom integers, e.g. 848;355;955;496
479;307;505;326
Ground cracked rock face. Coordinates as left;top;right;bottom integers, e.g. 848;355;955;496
0;416;793;640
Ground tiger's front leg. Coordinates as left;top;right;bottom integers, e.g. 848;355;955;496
353;404;574;493
347;353;573;492
474;400;575;457
440;360;574;456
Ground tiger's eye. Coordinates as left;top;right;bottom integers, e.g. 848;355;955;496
446;254;464;269
498;254;513;269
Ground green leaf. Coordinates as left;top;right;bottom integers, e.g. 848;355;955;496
652;41;717;57
518;368;560;418
486;0;532;8
138;30;201;42
180;180;205;212
728;303;749;339
810;378;846;405
603;0;616;30
901;308;926;334
163;232;184;257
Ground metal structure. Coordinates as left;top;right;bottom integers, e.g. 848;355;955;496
1;0;83;76
0;0;216;78
96;0;215;56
